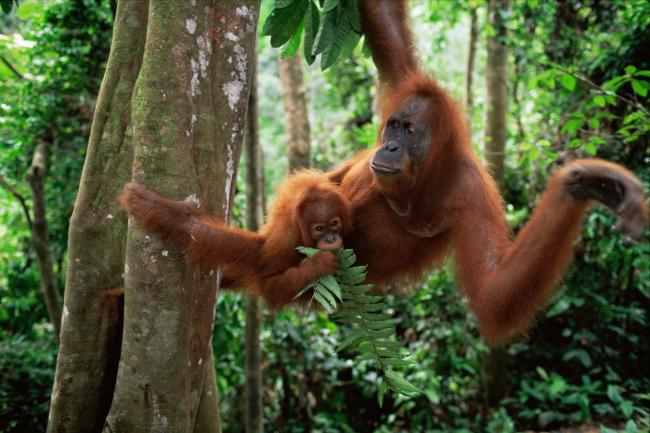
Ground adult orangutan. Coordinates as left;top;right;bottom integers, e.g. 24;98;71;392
325;0;648;343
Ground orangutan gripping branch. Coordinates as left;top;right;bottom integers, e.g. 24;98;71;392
326;0;648;343
120;170;352;309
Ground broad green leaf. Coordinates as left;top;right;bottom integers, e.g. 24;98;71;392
631;79;648;97
280;20;304;58
321;8;352;69
588;118;600;130
339;28;362;60
625;420;638;433
303;0;320;64
347;0;361;32
607;385;622;404
560;74;577;92
624;65;637;75
1;0;14;14
263;0;309;48
323;0;339;12
593;95;606;107
584;141;597;156
561;118;583;135
313;6;338;55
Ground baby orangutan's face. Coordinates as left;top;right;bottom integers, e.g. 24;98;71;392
309;216;343;250
301;193;349;250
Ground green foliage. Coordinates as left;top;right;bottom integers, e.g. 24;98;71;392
0;0;112;335
0;334;57;433
297;247;421;405
263;0;363;69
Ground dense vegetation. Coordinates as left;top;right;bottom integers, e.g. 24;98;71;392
1;0;648;432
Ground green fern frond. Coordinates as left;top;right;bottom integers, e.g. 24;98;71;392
297;247;422;406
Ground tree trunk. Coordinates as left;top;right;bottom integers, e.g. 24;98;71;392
47;1;259;432
465;6;478;130
483;0;510;407
279;52;311;171
244;42;265;433
26;140;62;341
485;0;509;183
48;2;147;430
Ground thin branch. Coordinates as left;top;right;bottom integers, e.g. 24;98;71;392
534;60;650;117
0;173;33;229
0;54;25;80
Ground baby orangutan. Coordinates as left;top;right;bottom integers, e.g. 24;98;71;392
119;170;351;308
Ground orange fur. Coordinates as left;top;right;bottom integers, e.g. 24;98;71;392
327;0;649;344
119;170;352;309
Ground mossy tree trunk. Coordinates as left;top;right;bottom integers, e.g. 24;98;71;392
47;1;259;432
465;6;478;131
485;0;509;182
483;0;510;408
26;140;63;341
244;45;265;433
279;52;311;172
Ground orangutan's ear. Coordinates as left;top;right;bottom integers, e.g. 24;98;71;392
293;199;315;248
338;193;353;236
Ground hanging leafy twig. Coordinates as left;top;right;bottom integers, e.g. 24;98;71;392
534;59;650;117
296;246;422;406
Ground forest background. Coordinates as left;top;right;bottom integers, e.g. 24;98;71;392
0;0;648;432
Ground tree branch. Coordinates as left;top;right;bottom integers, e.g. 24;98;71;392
536;60;650;117
0;173;33;228
0;54;25;80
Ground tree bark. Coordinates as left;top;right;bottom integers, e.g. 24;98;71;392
47;1;259;432
48;2;147;431
104;1;258;432
244;42;265;433
483;0;510;407
485;0;509;184
465;6;478;130
279;52;311;171
26;140;62;341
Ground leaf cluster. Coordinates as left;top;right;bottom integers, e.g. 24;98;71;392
263;0;362;69
297;246;421;406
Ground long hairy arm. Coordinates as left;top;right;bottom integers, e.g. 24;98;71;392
359;0;418;87
119;183;263;270
452;160;648;344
